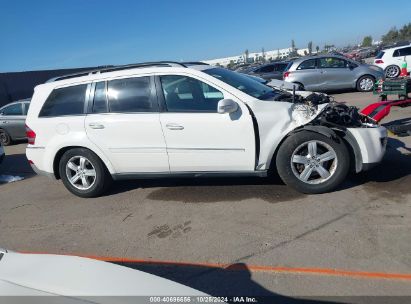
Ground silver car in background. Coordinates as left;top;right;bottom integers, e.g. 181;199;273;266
283;55;384;92
0;99;30;145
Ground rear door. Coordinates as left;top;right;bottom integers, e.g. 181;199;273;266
318;57;354;90
394;46;411;71
84;76;169;174
157;74;255;172
0;103;26;139
293;59;322;90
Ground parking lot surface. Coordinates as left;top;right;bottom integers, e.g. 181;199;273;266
1;91;411;300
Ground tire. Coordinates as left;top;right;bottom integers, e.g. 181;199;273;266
276;131;350;194
356;75;375;92
59;148;112;198
0;129;11;146
293;82;305;91
385;65;400;78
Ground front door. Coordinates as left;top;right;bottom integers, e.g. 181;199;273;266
157;74;255;172
85;76;169;173
318;57;354;90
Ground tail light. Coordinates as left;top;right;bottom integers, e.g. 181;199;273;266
375;60;384;64
283;71;291;79
25;124;36;145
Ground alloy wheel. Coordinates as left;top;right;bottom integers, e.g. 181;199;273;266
65;156;97;190
290;140;338;185
359;77;374;91
385;66;400;78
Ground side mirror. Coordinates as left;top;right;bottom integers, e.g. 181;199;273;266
348;63;356;70
217;99;239;114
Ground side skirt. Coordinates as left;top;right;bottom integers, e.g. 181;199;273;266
112;170;268;181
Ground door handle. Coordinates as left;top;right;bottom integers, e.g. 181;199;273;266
166;123;184;130
88;123;105;129
1;121;8;124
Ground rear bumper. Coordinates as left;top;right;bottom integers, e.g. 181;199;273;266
30;163;55;179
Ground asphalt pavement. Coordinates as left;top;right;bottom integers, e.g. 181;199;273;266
0;91;410;302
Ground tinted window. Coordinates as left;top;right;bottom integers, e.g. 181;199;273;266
107;77;155;113
319;57;348;68
275;63;288;72
297;59;316;70
256;65;275;73
160;75;224;112
40;85;87;117
93;82;108;113
394;46;411;57
375;51;385;59
1;103;23;116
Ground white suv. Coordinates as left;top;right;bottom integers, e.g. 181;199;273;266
26;62;387;198
374;45;411;78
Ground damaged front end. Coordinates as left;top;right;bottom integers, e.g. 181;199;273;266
270;90;387;173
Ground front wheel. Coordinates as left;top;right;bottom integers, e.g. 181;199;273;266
356;75;375;92
59;148;112;198
276;131;350;194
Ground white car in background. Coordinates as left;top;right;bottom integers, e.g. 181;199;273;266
0;249;205;302
374;45;411;78
26;62;387;197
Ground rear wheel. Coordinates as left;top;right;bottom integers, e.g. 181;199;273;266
356;75;375;92
385;65;400;78
59;148;112;198
0;129;11;146
276;131;349;194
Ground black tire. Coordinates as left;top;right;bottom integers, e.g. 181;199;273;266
293;82;305;91
385;65;400;78
356;75;375;92
0;129;11;146
276;131;350;194
59;148;112;198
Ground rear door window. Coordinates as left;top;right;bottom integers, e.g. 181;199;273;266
39;84;88;117
319;57;348;68
256;65;275;73
393;47;411;57
107;77;157;113
92;82;108;113
1;103;23;116
297;59;317;70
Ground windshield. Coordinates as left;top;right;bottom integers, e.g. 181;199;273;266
375;51;385;59
203;67;277;100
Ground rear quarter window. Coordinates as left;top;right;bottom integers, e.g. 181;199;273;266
39;84;88;117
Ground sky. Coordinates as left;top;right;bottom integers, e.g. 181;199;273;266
1;0;411;72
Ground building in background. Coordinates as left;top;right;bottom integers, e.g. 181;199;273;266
204;47;310;66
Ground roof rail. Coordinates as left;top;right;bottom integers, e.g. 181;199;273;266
182;62;209;66
46;61;188;83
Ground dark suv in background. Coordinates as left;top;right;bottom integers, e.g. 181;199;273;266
241;62;290;80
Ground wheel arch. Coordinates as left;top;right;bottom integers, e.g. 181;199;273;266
268;125;362;173
53;146;113;179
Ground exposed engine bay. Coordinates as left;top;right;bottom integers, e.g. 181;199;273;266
270;88;375;128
